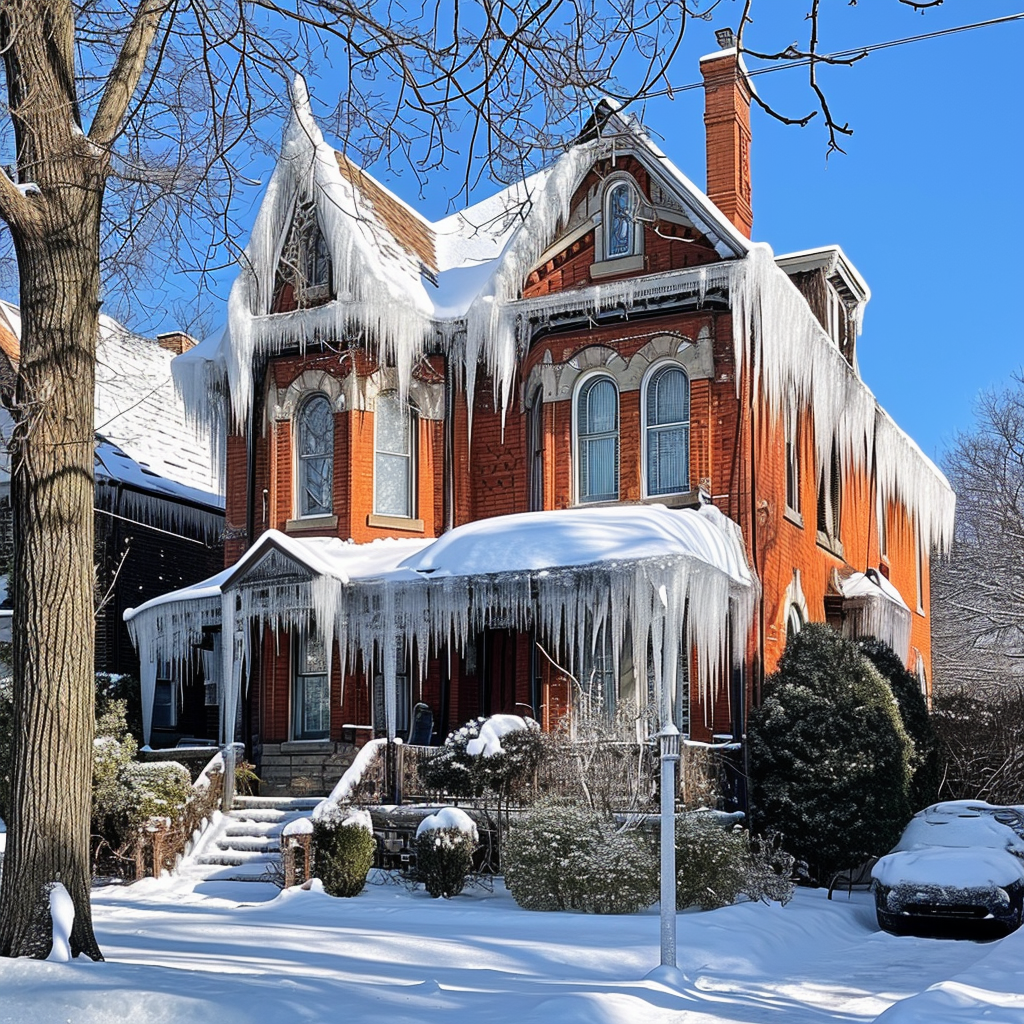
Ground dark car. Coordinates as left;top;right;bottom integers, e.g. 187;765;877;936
872;801;1024;936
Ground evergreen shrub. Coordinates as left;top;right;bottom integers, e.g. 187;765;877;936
748;624;914;879
858;636;940;810
503;803;658;914
416;826;476;898
312;813;376;897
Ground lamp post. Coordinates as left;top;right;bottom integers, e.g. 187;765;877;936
657;722;681;967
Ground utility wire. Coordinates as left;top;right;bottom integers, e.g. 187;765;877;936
650;13;1024;99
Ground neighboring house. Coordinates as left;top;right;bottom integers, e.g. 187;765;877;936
0;303;224;732
125;42;953;798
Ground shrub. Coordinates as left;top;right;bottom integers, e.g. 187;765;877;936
92;702;139;845
121;761;193;829
312;809;376;897
673;812;795;910
858;637;940;811
675;811;750;910
748;624;914;879
503;802;658;914
418;715;543;803
416;827;476;898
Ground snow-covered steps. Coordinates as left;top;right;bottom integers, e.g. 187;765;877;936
177;795;322;883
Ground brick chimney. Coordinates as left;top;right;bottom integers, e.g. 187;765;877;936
701;31;754;238
156;330;198;355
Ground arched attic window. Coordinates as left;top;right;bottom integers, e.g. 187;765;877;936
643;363;690;497
297;394;334;517
605;180;639;260
273;201;333;311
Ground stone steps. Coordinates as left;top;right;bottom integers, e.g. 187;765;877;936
179;795;323;882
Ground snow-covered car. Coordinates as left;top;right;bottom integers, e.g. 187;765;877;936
872;801;1024;936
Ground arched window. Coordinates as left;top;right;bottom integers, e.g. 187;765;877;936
644;364;690;497
576;375;619;503
786;604;805;639
374;392;416;518
605;181;636;260
527;385;545;512
297;394;333;516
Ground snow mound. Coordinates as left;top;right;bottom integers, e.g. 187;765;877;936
416;807;478;841
465;715;538;758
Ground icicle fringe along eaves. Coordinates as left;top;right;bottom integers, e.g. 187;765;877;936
175;83;953;555
125;509;757;742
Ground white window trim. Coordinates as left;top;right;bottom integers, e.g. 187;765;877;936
373;392;417;520
294;392;334;519
640;359;691;500
572;370;620;505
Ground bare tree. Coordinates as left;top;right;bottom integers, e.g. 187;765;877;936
932;376;1024;697
0;0;955;959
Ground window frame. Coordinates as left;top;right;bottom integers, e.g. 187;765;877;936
816;438;842;553
292;628;330;741
295;392;335;518
373;391;417;520
527;384;545;512
641;360;691;499
573;372;620;504
784;403;801;518
604;180;640;261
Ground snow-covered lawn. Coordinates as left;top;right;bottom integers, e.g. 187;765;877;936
0;873;1021;1023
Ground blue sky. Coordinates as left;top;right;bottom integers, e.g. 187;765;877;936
168;3;1024;465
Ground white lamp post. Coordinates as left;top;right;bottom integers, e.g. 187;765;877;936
657;721;681;967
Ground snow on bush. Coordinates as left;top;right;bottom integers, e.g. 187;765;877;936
748;623;913;879
415;806;478;841
503;803;658;915
673;811;794;911
418;715;543;801
415;824;477;899
312;811;377;898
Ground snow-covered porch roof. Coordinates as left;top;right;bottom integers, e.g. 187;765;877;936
126;504;756;747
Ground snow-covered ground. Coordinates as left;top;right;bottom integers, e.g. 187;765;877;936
0;873;1021;1023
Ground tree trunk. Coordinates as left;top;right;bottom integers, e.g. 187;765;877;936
0;160;105;961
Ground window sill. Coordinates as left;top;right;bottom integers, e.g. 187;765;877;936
590;254;645;279
815;530;844;560
286;514;338;533
367;514;425;533
783;507;804;528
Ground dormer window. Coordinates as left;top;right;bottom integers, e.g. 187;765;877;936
606;181;636;259
273;201;333;311
826;282;844;347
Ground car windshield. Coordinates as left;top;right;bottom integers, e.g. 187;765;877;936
893;813;1024;854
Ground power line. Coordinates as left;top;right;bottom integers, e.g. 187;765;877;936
651;13;1024;99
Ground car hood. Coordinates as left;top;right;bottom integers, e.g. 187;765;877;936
872;846;1024;890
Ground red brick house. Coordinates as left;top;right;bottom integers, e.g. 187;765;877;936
126;43;953;797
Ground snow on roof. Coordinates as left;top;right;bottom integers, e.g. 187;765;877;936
840;568;912;662
400;503;753;586
0;303;221;503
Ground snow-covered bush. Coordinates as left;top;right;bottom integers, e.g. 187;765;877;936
859;636;940;810
312;808;376;897
674;812;795;910
503;803;658;914
675;811;750;910
121;761;193;829
418;715;543;802
92;701;139;843
415;808;478;899
748;624;913;879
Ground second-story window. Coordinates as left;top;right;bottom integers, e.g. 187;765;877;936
576;375;619;503
606;181;636;259
375;392;415;518
785;404;801;515
644;364;690;497
816;438;842;546
297;394;333;517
